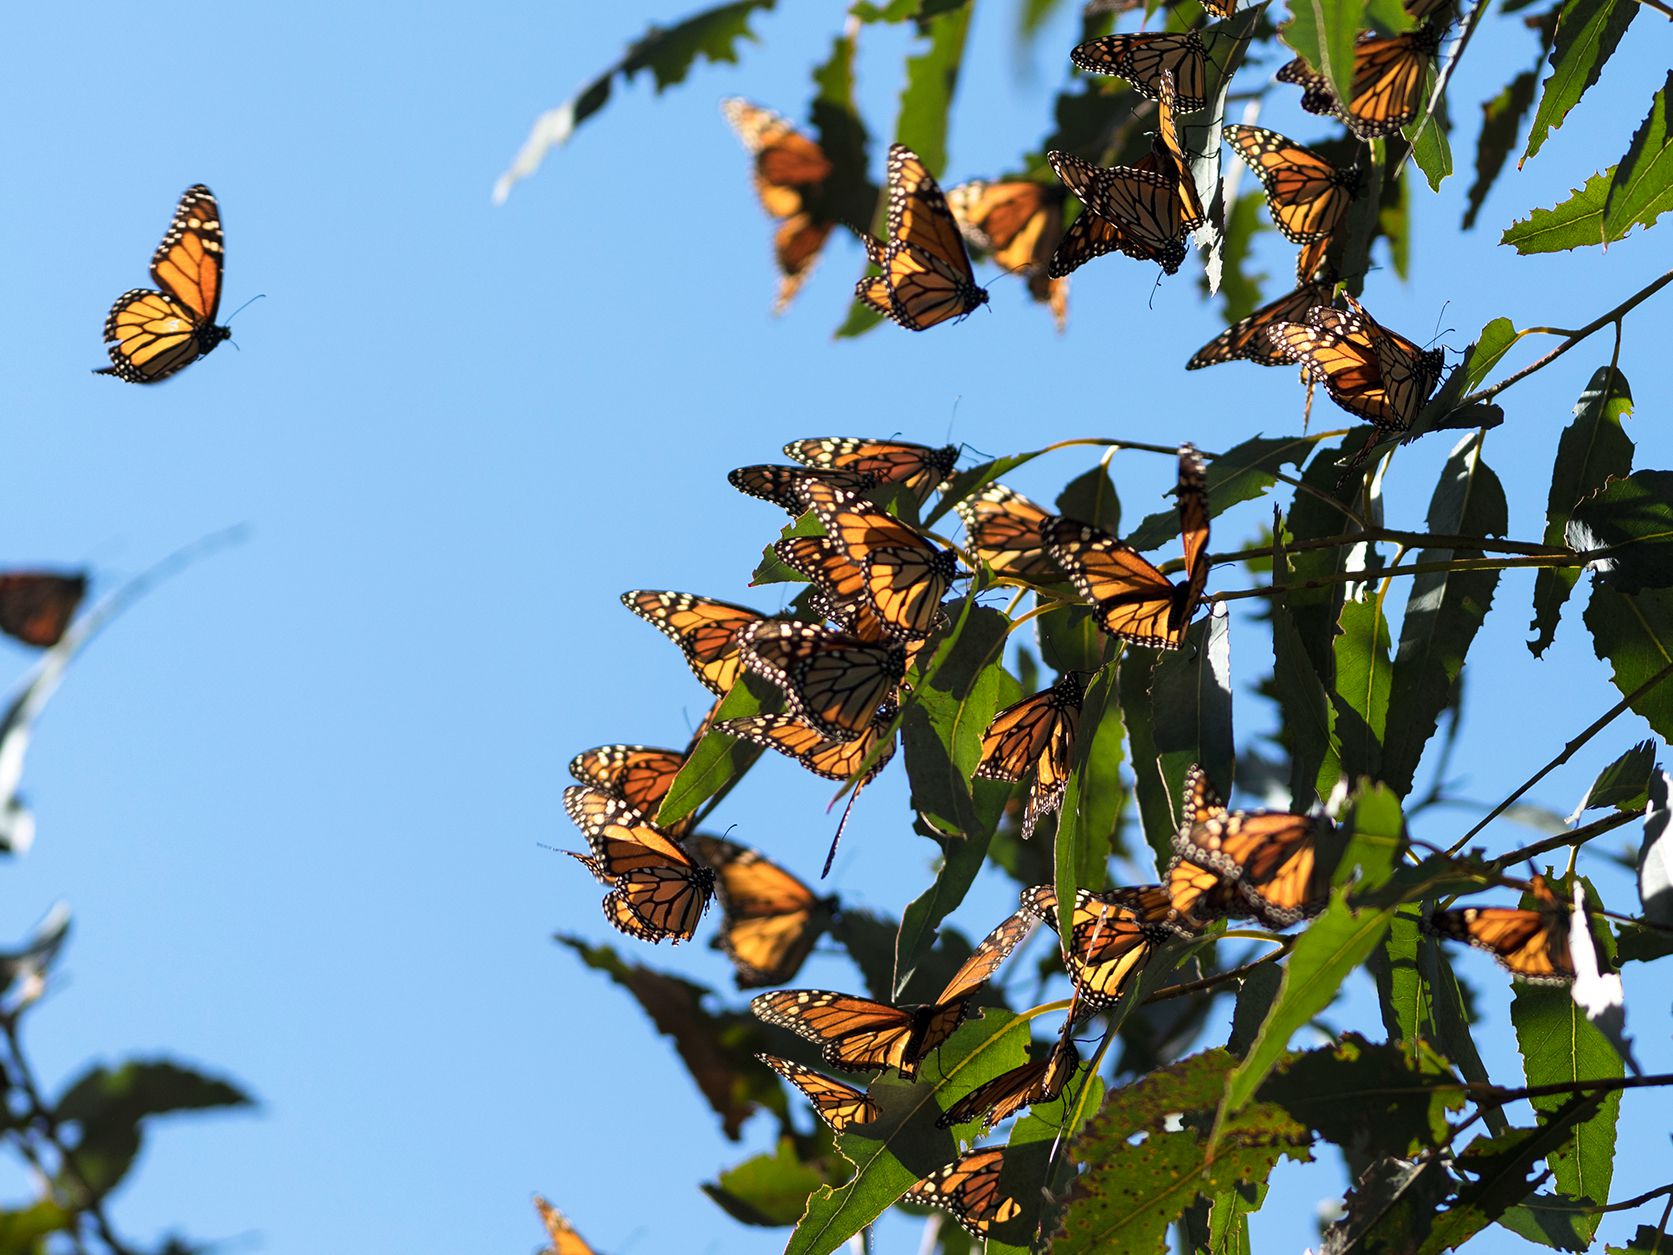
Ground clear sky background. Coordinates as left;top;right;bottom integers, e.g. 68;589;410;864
2;3;1671;1252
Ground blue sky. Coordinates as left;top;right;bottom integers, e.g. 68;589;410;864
2;2;1671;1251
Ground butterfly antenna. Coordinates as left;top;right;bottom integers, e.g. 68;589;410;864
1148;270;1165;311
822;785;865;878
223;293;266;325
945;396;962;446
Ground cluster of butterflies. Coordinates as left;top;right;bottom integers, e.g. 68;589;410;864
551;433;1586;1240
724;0;1453;464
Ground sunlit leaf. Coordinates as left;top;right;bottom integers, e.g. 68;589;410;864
1567;470;1673;593
1521;0;1636;166
1332;594;1393;783
1503;167;1625;253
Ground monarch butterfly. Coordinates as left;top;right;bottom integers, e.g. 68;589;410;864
1171;765;1333;928
1426;876;1575;984
621;590;764;696
1276;25;1445;140
756;1054;879;1132
533;1195;599;1255
1048;195;1181;278
96;185;230;383
905;1148;1036;1240
1043;445;1210;650
1149;70;1207;231
1022;884;1161;1007
1047;151;1195;276
946;179;1069;329
739;621;906;742
562;786;715;943
727;464;877;516
1069;32;1209;113
717;699;897;787
856;145;989;330
1295;234;1334;284
773;537;935;678
976;671;1088;841
1030;880;1205;940
0;573;87;648
803;488;959;640
692;836;837;987
567;745;688;832
1185;281;1334;370
750;909;1036;1076
1223;126;1360;245
1162;854;1249;930
783;438;960;502
722;98;836;313
1266;296;1445;440
955;484;1063;582
936;1021;1079;1128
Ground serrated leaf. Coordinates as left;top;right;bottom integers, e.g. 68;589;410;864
1605;71;1673;236
493;0;775;202
1503;167;1626;253
893;3;973;175
704;1138;833;1227
1530;367;1633;655
1464;69;1542;230
1567;470;1673;592
1279;0;1369;124
1570;740;1656;819
1583;584;1673;741
1522;0;1636;165
1408;84;1453;192
1322;1155;1448;1253
1057;461;1121;534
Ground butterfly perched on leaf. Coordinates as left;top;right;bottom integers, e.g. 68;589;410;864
567;744;689;835
1266;295;1446;445
97;185;231;383
739;621;906;742
854;145;990;331
1069;32;1209;113
1276;25;1446;140
722;98;835;313
1023;884;1160;1008
936;1017;1080;1128
976;671;1089;840
1223;126;1360;247
562;786;715;944
955;484;1063;582
749;909;1036;1077
692;836;837;987
756;1054;879;1132
1186;281;1334;370
727;464;877;516
946;179;1069;329
905;1147;1038;1241
0;573;87;648
783;437;960;504
1426;875;1576;984
1044;445;1210;650
621;590;765;696
533;1195;599;1255
1171;765;1334;929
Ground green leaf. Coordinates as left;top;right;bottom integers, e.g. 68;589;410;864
1185;4;1265;290
1530;367;1634;656
1464;69;1542;230
1283;436;1361;678
1323;1156;1449;1253
1607;1224;1673;1253
1497;1192;1595;1250
1038;605;1106;678
1332;594;1393;784
1408;82;1453;192
1382;435;1507;796
1573;739;1656;815
1608;72;1673;235
925;454;1035;529
657;677;768;828
809;31;880;253
1583;584;1673;741
1152;613;1235;813
1425;932;1511;1135
1126;434;1324;552
1279;0;1370;127
1259;1033;1460;1155
1371;903;1427;1045
1567;470;1673;592
893;2;974;175
493;0;775;202
1119;647;1176;872
704;1138;833;1227
1271;523;1342;807
1522;0;1636;165
1057;461;1121;533
1054;666;1123;927
1503;167;1625;253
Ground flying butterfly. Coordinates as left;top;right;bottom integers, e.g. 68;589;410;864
533;1195;600;1255
1048;191;1182;279
1171;765;1334;928
955;484;1063;582
562;786;715;943
1426;875;1575;984
749;909;1036;1077
739;620;906;742
621;590;765;696
936;1020;1079;1128
855;145;989;331
905;1148;1036;1241
0;572;87;648
1266;295;1445;442
1069;32;1208;113
1276;25;1445;140
1047;150;1194;277
783;437;960;503
97;185;231;383
756;1054;879;1132
722;98;836;313
692;835;838;987
727;464;877;516
947;179;1069;329
1044;444;1210;650
567;745;688;833
976;671;1089;841
1022;884;1160;1008
1224;126;1360;245
1185;281;1334;370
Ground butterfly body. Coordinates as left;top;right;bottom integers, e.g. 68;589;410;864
1427;876;1576;984
976;670;1088;840
1276;25;1445;140
562;786;714;943
1224;126;1360;246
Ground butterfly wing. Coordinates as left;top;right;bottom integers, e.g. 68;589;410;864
1223;126;1357;244
728;464;877;515
1048;152;1190;274
716;702;897;787
151;185;224;325
956;485;1063;581
906;1149;1031;1240
937;1033;1078;1128
1186;282;1332;369
739;621;905;741
621;590;764;696
567;745;687;824
1047;205;1133;278
722;99;835;311
750;989;918;1073
783;438;960;498
533;1195;600;1255
693;835;833;986
0;573;87;648
757;1054;879;1132
806;495;957;639
975;671;1086;840
561;785;696;877
1044;517;1183;649
1068;33;1208;112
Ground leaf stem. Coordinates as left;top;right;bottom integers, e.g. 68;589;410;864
1470;1070;1673;1107
1485;807;1639;872
1212;551;1592;604
1142;937;1294;1003
1207;527;1569;568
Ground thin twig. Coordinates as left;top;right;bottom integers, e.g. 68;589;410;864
1524;1180;1673;1216
1470;1071;1673;1107
1143;938;1294;1003
1485;808;1639;872
1212;551;1593;604
1206;527;1570;568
